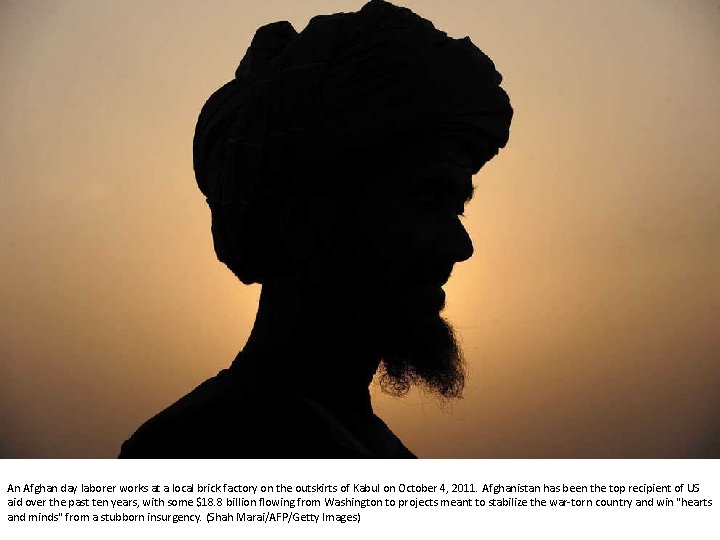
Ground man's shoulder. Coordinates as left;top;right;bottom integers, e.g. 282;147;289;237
118;370;318;458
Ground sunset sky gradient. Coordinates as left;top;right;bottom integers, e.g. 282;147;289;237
1;0;719;457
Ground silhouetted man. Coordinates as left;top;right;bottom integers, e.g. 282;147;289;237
120;0;511;458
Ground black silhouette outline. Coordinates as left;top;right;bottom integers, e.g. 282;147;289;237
120;0;512;458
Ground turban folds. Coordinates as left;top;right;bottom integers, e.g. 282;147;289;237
193;0;513;284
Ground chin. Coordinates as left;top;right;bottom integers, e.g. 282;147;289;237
397;286;446;317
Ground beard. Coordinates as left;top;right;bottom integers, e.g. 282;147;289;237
376;302;465;400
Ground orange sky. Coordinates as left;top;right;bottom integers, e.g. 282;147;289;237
1;0;719;457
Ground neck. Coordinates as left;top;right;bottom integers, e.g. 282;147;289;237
232;276;382;412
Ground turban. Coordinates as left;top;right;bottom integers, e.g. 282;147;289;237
193;0;513;284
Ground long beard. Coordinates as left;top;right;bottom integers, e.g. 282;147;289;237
377;310;465;400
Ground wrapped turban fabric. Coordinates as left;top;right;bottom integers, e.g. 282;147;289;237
193;0;513;284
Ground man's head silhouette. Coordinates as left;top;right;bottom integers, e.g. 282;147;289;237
120;0;511;458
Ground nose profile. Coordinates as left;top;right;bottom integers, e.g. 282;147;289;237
448;217;473;263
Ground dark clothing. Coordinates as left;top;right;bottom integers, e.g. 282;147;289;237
119;365;415;459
